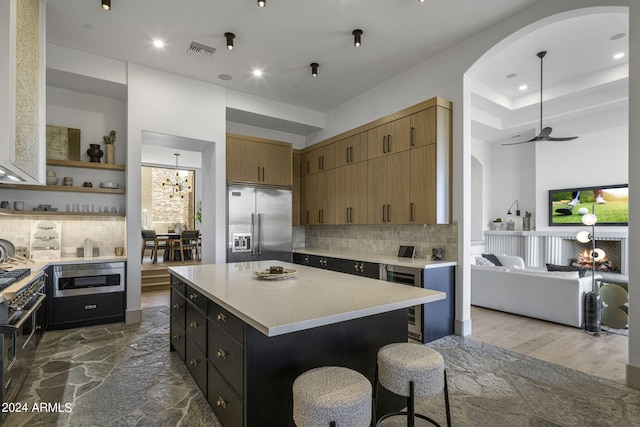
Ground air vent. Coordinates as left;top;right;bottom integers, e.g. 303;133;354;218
187;41;216;58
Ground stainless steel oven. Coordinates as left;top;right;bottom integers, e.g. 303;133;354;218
52;262;125;298
380;264;423;341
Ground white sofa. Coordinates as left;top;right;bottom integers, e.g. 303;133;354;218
471;254;599;327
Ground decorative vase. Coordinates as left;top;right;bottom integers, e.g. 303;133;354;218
87;144;104;163
105;144;115;164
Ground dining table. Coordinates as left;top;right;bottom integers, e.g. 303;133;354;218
156;233;180;262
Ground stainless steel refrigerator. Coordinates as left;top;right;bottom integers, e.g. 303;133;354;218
227;185;292;263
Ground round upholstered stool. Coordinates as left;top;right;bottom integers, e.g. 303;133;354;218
293;366;372;427
375;343;451;427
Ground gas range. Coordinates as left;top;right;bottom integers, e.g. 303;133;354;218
0;268;31;291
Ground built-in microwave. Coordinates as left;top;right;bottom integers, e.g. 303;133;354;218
52;262;125;298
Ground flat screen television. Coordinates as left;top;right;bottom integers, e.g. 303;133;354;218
549;184;628;226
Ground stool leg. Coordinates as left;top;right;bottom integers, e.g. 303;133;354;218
444;370;452;427
330;422;336;427
407;381;415;427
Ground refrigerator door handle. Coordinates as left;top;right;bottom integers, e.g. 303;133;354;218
257;213;262;255
251;213;256;255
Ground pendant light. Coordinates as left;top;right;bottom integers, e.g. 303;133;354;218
162;154;191;199
310;63;319;77
224;32;235;50
353;29;363;47
101;0;111;11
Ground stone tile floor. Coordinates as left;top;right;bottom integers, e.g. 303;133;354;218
5;306;640;426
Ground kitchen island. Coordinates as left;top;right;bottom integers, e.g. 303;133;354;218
169;260;445;427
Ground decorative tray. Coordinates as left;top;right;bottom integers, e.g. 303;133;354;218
253;268;297;280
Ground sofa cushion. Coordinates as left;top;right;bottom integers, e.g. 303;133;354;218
546;263;587;278
482;253;503;266
475;256;496;266
512;268;580;279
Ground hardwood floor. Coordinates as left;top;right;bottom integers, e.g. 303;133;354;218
139;291;629;384
470;305;628;384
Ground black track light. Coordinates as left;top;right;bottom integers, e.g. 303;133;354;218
225;33;235;50
101;0;111;11
352;29;363;47
257;0;266;7
310;63;319;77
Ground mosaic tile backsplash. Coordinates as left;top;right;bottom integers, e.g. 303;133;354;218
0;216;125;258
295;223;458;261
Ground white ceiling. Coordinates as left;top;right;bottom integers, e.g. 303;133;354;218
45;1;629;140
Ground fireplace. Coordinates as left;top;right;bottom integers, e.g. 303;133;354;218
563;239;621;273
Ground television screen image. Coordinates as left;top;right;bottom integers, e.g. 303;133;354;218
549;184;629;226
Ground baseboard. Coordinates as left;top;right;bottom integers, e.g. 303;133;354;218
455;318;472;336
125;309;142;324
626;364;640;389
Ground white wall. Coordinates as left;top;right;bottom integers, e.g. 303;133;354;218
126;64;227;322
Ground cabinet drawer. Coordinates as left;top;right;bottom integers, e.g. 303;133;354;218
170;317;186;362
208;322;244;398
185;285;207;312
53;292;124;325
186;303;207;353
208;362;243;427
171;275;186;296
170;289;186;328
208;301;244;344
186;335;207;396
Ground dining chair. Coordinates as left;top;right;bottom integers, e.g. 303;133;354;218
175;230;200;263
141;229;167;263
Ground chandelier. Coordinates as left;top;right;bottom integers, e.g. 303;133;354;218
162;153;191;198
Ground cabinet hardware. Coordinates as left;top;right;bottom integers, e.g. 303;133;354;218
354;262;358;271
217;349;227;359
190;358;199;366
189;293;198;300
306;210;309;224
172;334;180;340
36;325;42;331
84;304;97;310
411;127;415;146
410;202;414;222
382;205;386;222
318;156;322;171
346;147;350;163
173;303;181;309
216;397;227;409
350;146;354;163
388;204;391;222
382;136;387;153
190;321;198;328
346;208;349;223
304;255;309;263
306;160;310;174
217;313;227;322
321;155;324;170
262;167;265;181
387;134;392;152
257;166;261;181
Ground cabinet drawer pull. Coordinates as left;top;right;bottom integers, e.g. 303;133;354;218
354;262;358;271
189;293;198;300
382;136;387;153
257;166;261;181
410;126;415;146
84;304;97;310
350;146;354;162
262;167;265;181
217;313;227;322
410;202;414;222
346;147;350;163
387;204;391;222
172;334;180;340
217;349;227;359
190;358;199;366
190;321;198;328
387;134;392;152
216;397;227;409
173;303;181;309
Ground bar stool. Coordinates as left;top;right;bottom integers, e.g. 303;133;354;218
293;366;372;427
375;343;451;427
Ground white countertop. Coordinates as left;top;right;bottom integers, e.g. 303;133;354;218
293;249;457;269
169;260;445;337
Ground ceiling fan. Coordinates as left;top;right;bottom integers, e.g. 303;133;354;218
503;51;578;145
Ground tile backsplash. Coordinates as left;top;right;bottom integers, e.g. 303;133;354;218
295;223;458;261
0;216;126;258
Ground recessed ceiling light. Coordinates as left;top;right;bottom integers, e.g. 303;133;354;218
610;32;626;40
252;69;264;77
518;85;528;91
506;73;517;79
218;74;232;81
153;39;165;48
84;24;94;30
613;52;625;60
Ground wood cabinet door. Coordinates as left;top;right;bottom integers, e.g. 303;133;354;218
367;156;389;224
367;117;411;159
336;132;368;167
303;173;321;225
410;107;436;148
349;161;368;224
226;137;259;182
386;151;411;224
293;175;301;226
320;169;336;224
261;142;292;186
410;144;436;224
335;165;350;225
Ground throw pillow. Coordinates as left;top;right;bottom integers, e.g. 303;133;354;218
482;253;503;266
475;256;495;266
546;263;586;278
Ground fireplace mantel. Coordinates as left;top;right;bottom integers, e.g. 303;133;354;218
484;230;629;275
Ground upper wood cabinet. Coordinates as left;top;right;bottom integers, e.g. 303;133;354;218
302;170;336;225
292;152;301;226
302;143;336;176
335;132;368;167
410;107;436;148
367;116;411;159
409;144;436;224
226;134;292;186
335;161;368;225
367;151;410;225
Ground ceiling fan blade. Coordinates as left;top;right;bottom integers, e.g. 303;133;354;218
538;127;552;138
501;138;536;146
548;136;578;141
